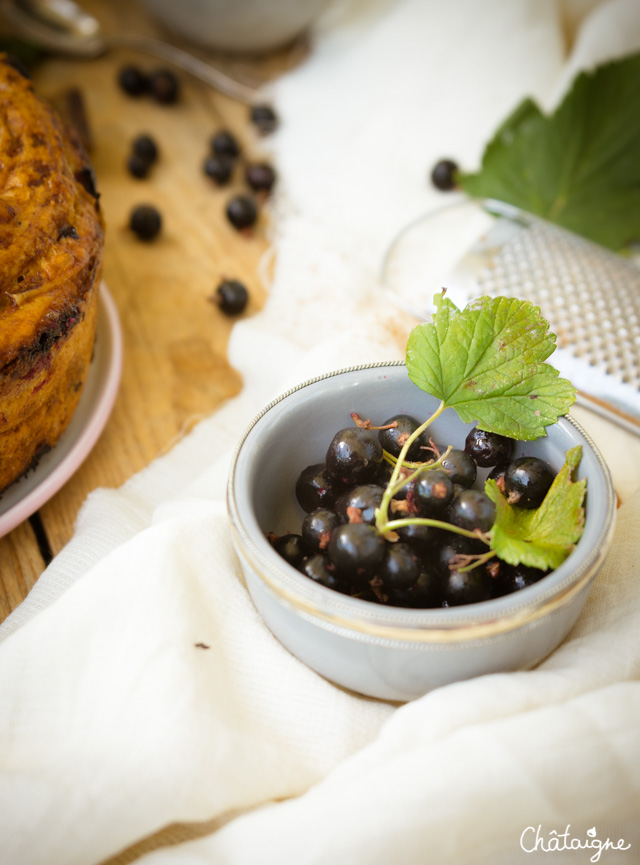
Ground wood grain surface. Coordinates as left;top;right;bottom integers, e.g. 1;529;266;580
0;0;303;623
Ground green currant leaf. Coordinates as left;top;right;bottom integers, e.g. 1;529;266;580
405;293;576;440
486;445;586;570
459;53;640;251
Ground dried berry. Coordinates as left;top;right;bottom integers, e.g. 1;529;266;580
133;134;159;164
127;153;151;179
203;154;233;186
211;130;240;158
129;204;162;241
150;68;180;104
212;279;249;315
226;195;258;231
249;103;278;135
118;65;149;96
245;162;276;193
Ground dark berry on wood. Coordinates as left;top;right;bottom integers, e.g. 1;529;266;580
213;279;248;316
226;195;258;231
129;204;162;241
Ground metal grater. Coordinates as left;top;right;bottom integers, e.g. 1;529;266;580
382;198;640;436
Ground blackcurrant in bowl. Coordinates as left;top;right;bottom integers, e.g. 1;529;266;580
228;362;615;701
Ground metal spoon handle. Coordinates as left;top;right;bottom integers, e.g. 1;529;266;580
106;33;262;104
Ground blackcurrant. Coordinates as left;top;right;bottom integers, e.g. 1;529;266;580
377;542;421;590
437;534;486;575
226;195;258;231
464;426;515;467
498;563;548;594
413;469;454;517
127;153;151;179
439;448;477;488
301;508;341;552
270;533;308;569
378;414;429;461
133;134;159;164
395;521;443;554
327;523;385;579
129;204;162;241
213;279;249;316
430;158;459;191
211;130;240;158
389;567;443;608
150;68;180;104
204;154;233;186
447;489;496;533
335;484;384;526
245;163;276;193
301;554;344;591
443;566;493;606
504;456;555;509
295;464;345;512
118;65;149;96
249;103;278;135
325;427;383;485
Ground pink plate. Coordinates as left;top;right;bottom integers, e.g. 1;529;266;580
0;283;123;538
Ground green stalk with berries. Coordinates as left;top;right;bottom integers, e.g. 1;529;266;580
373;291;585;573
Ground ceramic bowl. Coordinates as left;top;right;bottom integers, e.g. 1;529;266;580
141;0;334;53
227;362;616;702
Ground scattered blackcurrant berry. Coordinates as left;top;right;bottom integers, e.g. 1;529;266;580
212;279;249;316
245;162;276;193
211;130;240;158
226;195;258;231
132;134;159;164
430;158;459;191
127;152;152;179
204;154;233;186
118;65;149;96
504;456;555;509
150;68;180;104
129;204;162;241
249;103;278;135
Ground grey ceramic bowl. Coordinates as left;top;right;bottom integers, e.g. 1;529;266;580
227;362;616;702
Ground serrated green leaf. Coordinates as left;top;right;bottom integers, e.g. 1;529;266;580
486;445;586;570
459;53;640;251
406;293;576;440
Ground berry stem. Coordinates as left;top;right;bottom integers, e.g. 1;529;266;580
382;516;491;545
376;400;446;531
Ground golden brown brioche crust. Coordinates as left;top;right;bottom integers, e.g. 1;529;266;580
0;55;105;494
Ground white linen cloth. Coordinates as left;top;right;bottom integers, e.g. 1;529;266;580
2;1;640;863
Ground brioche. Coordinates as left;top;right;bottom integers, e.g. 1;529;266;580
0;55;105;494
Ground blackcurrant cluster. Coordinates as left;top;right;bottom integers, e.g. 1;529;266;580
203;128;277;232
270;415;555;608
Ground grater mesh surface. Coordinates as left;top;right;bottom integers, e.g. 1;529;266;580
469;220;640;391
